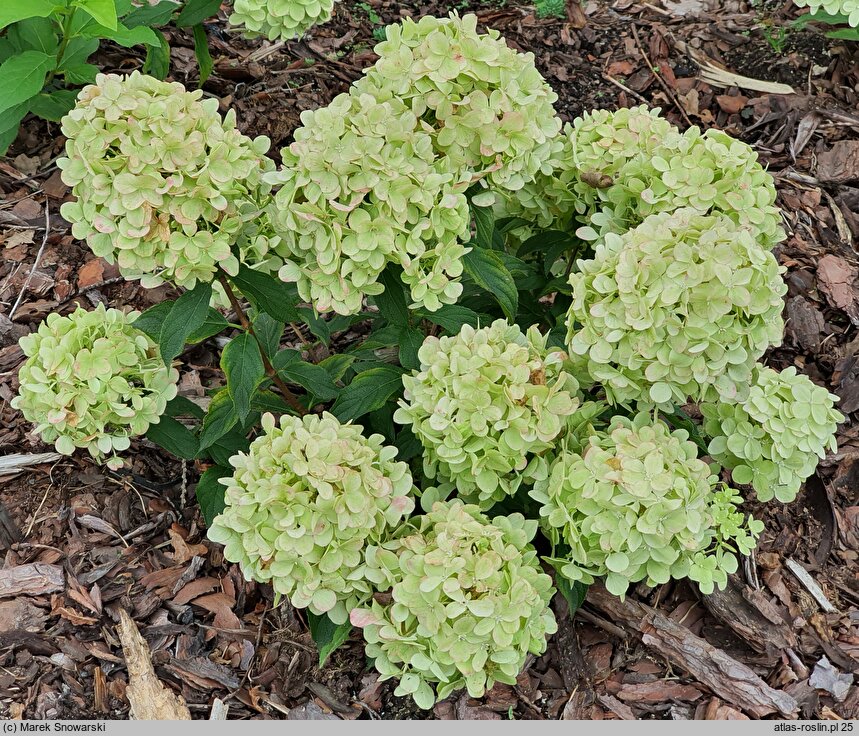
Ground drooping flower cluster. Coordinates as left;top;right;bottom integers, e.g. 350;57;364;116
58;72;277;290
394;320;580;509
207;413;416;624
566;209;787;408
502;106;784;249
269;13;561;314
701;366;844;503
12;305;178;469
351;500;557;708
530;413;763;596
228;0;337;40
793;0;859;24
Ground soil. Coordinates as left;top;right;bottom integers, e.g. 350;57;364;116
1;0;859;721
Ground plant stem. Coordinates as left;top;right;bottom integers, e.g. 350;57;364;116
217;273;307;416
47;6;78;86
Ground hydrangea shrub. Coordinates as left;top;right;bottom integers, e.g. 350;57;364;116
207;412;416;623
394;319;580;509
12;305;179;469
701;366;844;502
793;0;859;25
351;500;557;708
566;209;787;408
530;413;763;596
58;72;277;291
228;0;337;40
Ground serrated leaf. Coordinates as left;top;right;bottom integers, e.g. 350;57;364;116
555;575;588;617
462;246;518;320
307;611;353;668
373;264;410;327
198;388;238;451
280;360;339;401
398;326;423;370
221;333;265;423
230;265;300;324
0;51;54;117
191;24;212;84
0;0;59;31
195;465;230;526
145;416;199;460
252;312;283;359
158;281;211;363
176;0;221;26
470;200;495;250
142;28;169;79
330;366;404;422
165;395;205;420
186;307;229;343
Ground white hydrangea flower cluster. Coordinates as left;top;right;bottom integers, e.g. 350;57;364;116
228;0;337;40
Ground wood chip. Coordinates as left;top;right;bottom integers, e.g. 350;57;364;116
0;563;64;598
0;452;62;476
784;558;837;613
817;141;859;184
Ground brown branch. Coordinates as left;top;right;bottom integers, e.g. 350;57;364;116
217;273;307;416
630;24;694;129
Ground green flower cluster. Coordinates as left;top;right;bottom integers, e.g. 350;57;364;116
793;0;859;24
12;305;178;469
59;72;276;291
566;209;787;408
351;500;557;709
503;106;784;249
228;0;336;40
207;412;416;624
269;92;471;315
394;319;580;509
269;13;561;314
701;366;843;502
531;413;763;596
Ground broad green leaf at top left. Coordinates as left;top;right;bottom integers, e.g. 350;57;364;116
0;0;60;31
0;51;55;116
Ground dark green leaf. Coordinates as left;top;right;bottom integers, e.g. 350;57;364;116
307;611;353;668
272;348;300;371
7;17;58;55
198;389;238;451
132;301;172;342
146;416;199;460
462;247;518;320
251;389;293;414
470;201;495;250
191;23;212;84
27;89;77;121
0;102;30;155
142;28;169;79
230;265;300;324
394;426;422;461
195;465;230;526
221;333;265;423
416;304;482;333
373;264;410;327
176;0;221;26
555;575;589;617
0;51;54;116
398;326;423;371
319;354;354;382
498;253;543;291
207;426;251;466
61;62;99;84
826;26;859;38
280;361;339;401
252;312;283;359
296;306;329;344
165;395;205;420
158;281;212;363
517;229;577;257
0;0;59;31
330;366;404;422
124;0;177;27
661;407;709;454
186;308;229;343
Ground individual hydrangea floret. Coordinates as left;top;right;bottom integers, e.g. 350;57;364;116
501;107;784;249
701;365;843;503
530;413;763;596
793;0;859;25
566;209;787;408
228;0;336;40
269;92;471;315
353;13;562;193
351;500;557;708
59;72;276;291
12;305;178;469
394;319;580;509
207;412;416;623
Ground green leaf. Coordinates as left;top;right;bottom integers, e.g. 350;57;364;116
0;102;30;155
416;304;482;333
81;20;159;46
296;307;329;344
251;389;293;414
330;366;404;422
280;360;339;401
826;27;859;38
55;36;99;69
7;17;59;55
230;265;300;324
191;23;212;84
398;326;423;371
61;63;99;84
517;229;577;257
207;426;251;466
555;575;589;617
186;307;229;343
306;611;353;668
0;51;54;117
252;311;283;359
198;389;238;451
124;0;178;27
176;0;221;26
470;201;495;250
462;246;518;320
195;465;230;526
319;354;354;382
27;89;77;121
373;264;410;327
132;301;172;342
661;407;709;454
221;333;265;423
0;0;58;31
158;281;212;363
145;416;199;460
142;27;169;79
74;0;118;29
165;395;205;419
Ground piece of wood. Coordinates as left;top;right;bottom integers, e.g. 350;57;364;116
0;452;61;476
209;698;229;720
118;608;191;720
0;563;64;598
586;584;798;718
784;559;837;613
